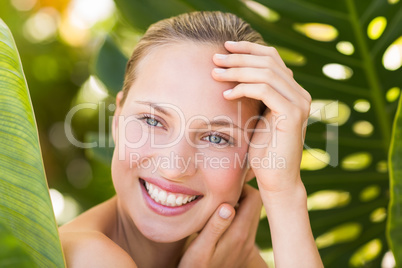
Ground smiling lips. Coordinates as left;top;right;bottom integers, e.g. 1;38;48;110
144;181;199;207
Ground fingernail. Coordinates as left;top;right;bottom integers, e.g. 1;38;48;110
215;54;228;59
223;89;232;96
219;206;232;219
226;41;237;45
214;68;226;74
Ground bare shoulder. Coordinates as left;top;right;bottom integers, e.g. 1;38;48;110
60;231;137;268
59;197;117;234
58;197;136;267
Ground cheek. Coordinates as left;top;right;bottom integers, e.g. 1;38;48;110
112;121;153;186
121;119;148;145
114;118;155;162
203;150;248;205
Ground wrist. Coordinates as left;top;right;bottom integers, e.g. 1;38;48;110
258;179;307;208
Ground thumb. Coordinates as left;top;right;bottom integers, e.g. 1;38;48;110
203;204;235;243
182;204;235;262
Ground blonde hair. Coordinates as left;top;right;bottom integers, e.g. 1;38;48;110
121;11;266;110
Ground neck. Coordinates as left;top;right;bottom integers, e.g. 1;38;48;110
112;198;188;268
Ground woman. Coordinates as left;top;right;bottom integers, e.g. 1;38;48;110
59;11;323;267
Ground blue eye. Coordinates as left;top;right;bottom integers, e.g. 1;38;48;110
205;134;231;146
145;117;162;127
202;131;234;146
137;114;164;127
208;135;223;144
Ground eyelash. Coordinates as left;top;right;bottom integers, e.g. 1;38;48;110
202;132;233;147
137;114;235;146
137;114;165;128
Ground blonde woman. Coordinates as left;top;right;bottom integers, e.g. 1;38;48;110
59;11;323;267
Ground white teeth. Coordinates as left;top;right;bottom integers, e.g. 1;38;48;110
152;188;158;199
167;194;176;206
144;181;198;207
158;191;167;203
175;196;183;206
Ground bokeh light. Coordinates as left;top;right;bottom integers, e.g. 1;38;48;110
336;41;355;55
383;36;402;71
23;7;59;43
323;63;353;80
11;0;37;11
241;0;280;22
294;23;338;42
308;190;351;210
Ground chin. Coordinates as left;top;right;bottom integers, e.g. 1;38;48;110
136;220;195;243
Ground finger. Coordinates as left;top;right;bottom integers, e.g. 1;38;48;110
224;41;288;71
213;65;310;103
221;41;311;101
213;53;276;69
213;53;303;98
214;52;294;79
223;185;262;242
214;50;294;78
186;204;235;256
214;52;292;81
213;186;262;267
213;67;305;105
223;83;291;114
287;67;294;77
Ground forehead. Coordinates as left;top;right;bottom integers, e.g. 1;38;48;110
127;41;258;126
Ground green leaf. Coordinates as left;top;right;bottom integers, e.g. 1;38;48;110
114;0;193;32
85;132;114;165
0;222;35;268
95;0;402;266
0;19;65;267
388;92;402;266
93;36;128;96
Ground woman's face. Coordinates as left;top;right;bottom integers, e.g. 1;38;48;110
112;41;258;242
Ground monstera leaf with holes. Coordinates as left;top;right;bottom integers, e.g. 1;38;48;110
90;0;402;267
0;20;65;267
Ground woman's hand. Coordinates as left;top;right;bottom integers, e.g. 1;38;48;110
178;185;266;268
212;41;311;194
212;41;323;268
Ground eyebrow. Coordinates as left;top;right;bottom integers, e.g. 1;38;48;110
201;120;244;131
135;101;244;131
135;101;171;116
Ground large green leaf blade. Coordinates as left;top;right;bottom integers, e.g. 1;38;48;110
0;19;65;267
388;93;402;267
0;222;35;268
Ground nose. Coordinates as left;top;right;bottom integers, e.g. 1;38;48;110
156;137;197;181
